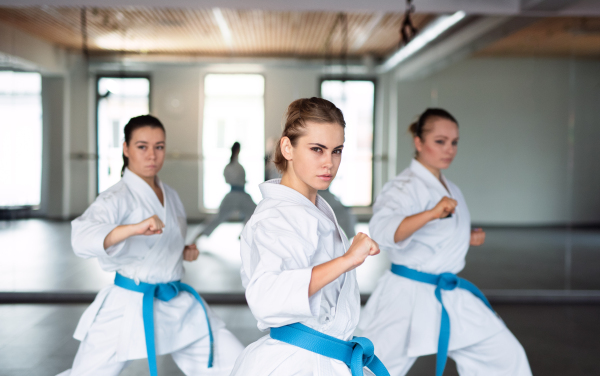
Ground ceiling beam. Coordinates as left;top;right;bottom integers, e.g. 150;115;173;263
0;0;599;16
387;16;538;81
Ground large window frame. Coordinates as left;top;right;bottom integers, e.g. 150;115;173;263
95;73;152;194
201;73;266;211
0;69;43;209
320;76;377;207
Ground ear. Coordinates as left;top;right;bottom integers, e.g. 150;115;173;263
413;136;423;154
123;141;130;158
280;136;293;161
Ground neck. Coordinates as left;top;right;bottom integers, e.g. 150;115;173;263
416;157;441;180
280;168;318;205
129;168;157;189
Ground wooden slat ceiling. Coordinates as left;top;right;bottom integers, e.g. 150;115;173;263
0;6;433;59
479;17;600;58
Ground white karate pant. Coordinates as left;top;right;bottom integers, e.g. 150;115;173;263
57;327;244;376
381;328;532;376
201;191;256;237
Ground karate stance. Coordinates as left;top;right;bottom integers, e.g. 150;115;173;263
195;142;256;239
231;97;389;376
359;109;532;376
58;115;243;376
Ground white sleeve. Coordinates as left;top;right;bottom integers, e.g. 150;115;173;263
369;179;420;249
71;192;128;259
244;219;322;328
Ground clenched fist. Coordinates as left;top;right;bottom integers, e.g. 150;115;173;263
430;196;457;219
133;215;165;236
343;232;380;271
470;228;486;246
183;244;200;261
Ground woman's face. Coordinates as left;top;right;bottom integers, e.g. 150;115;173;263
283;121;345;193
414;117;459;171
123;126;166;179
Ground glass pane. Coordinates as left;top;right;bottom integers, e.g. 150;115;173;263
202;74;265;209
322;80;374;206
0;71;42;207
97;77;150;193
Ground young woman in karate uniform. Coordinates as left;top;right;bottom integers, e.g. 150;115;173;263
231;98;389;376
58;115;243;376
359;109;532;376
196;142;256;239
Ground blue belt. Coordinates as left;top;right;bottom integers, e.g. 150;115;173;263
114;273;213;376
270;323;390;376
230;185;245;192
390;264;494;376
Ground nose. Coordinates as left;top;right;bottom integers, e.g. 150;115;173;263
323;152;334;169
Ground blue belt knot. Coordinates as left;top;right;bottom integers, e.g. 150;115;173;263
437;273;460;291
270;323;390;376
391;264;494;376
114;273;213;376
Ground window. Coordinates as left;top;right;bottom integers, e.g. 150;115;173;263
202;74;265;209
0;71;42;207
97;76;150;193
321;79;375;206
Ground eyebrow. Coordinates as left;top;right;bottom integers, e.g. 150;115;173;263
309;143;344;149
134;140;165;144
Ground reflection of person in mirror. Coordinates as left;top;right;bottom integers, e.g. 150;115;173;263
196;142;257;240
58;115;243;376
359;109;532;376
231;98;389;376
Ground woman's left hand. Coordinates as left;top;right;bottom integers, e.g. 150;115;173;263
470;228;486;246
183;244;200;261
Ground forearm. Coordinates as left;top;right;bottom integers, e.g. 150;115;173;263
103;224;137;250
394;210;436;243
308;255;354;297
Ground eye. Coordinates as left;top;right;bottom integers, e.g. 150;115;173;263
333;149;342;155
435;140;444;145
311;147;322;153
156;145;164;150
452;141;458;146
138;145;147;150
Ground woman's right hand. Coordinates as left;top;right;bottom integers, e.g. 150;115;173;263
429;196;458;220
343;232;380;271
133;215;165;236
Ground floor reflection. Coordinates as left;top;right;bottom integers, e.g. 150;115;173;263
1;220;599;293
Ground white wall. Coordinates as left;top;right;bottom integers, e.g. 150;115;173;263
378;57;600;225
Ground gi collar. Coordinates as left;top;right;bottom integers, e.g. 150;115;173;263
122;167;166;207
259;179;337;224
409;159;453;197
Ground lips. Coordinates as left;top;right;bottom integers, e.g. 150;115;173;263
318;174;332;181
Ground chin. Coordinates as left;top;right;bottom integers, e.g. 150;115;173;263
312;180;332;191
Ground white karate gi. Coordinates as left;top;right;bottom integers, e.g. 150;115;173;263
359;159;531;375
200;158;257;237
231;179;374;376
58;168;243;376
319;189;357;238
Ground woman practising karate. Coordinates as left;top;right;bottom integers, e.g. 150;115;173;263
231;97;390;376
359;109;532;376
195;142;256;240
59;115;243;376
